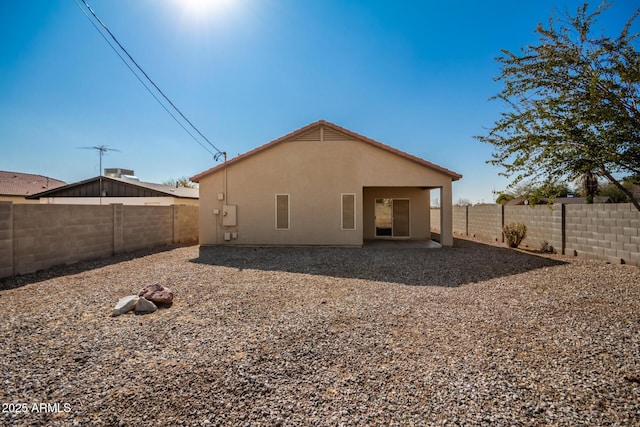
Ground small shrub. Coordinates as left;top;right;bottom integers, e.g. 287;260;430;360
503;223;527;248
540;241;554;253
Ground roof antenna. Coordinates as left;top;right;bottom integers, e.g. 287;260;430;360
77;145;121;204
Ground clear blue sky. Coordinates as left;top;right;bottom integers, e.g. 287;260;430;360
1;0;637;204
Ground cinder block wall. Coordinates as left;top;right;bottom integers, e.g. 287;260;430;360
468;205;503;242
174;205;199;244
122;206;174;252
0;203;199;278
504;205;555;250
12;204;113;275
431;203;640;266
452;206;467;235
0;202;13;278
564;203;640;266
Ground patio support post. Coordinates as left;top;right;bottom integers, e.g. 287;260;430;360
440;184;453;246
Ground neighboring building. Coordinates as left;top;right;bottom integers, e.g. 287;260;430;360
506;196;611;205
0;171;66;203
104;168;137;180
27;175;198;206
191;120;461;247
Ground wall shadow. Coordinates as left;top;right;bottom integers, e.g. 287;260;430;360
191;238;565;287
0;244;191;291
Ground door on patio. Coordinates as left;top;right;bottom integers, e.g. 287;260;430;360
375;198;410;238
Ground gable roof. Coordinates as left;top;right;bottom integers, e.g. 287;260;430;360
26;175;198;199
0;171;66;197
190;120;462;182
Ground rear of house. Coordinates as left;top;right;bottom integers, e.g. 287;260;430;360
191;120;461;247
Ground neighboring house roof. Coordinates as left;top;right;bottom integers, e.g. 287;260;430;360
506;196;611;205
26;176;199;199
191;120;463;182
0;171;66;196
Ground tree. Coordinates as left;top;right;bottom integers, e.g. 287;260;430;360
578;170;599;203
496;193;515;205
476;2;640;211
598;181;629;202
163;177;198;188
502;179;572;205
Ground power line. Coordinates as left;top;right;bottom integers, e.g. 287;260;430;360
72;0;217;157
73;0;225;159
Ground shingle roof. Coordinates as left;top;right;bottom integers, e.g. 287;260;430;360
190;120;462;182
0;171;66;196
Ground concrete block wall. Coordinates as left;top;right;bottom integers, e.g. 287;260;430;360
0;203;199;278
12;204;113;275
468;205;503;242
173;205;199;244
452;206;467;235
564;203;640;266
504;205;555;250
122;206;174;252
0;202;13;278
431;203;640;267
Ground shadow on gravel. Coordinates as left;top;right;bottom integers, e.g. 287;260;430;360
191;238;565;287
0;245;189;292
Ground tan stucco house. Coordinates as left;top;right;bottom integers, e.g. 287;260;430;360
191;120;461;247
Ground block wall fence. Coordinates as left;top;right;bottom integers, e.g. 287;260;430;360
431;203;640;267
0;202;198;278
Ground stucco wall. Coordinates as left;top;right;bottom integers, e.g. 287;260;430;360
0;202;198;278
0;196;40;204
198;127;453;246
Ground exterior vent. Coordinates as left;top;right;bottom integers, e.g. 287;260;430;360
322;127;351;141
295;128;321;141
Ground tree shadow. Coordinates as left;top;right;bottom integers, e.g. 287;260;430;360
0;244;192;292
191;238;565;287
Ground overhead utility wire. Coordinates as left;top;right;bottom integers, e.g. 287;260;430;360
72;0;216;157
74;0;225;159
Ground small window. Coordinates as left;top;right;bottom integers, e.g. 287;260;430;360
341;193;356;230
275;194;290;230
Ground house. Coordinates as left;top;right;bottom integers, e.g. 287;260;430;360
0;171;66;204
190;120;461;247
505;196;611;206
26;174;198;206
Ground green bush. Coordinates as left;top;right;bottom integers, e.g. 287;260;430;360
503;223;527;248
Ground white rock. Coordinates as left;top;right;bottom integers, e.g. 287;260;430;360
111;295;139;317
135;297;157;315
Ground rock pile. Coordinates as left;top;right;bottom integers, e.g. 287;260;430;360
111;284;174;317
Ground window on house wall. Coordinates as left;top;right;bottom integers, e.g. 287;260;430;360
341;193;356;230
275;194;289;230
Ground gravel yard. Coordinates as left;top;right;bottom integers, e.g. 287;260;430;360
1;237;639;426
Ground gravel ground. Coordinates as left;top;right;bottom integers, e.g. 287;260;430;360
1;237;639;426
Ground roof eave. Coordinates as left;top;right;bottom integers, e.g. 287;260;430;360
191;120;462;182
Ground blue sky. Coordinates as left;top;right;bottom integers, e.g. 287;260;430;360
1;0;637;204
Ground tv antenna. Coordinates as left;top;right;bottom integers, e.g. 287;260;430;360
77;145;121;204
